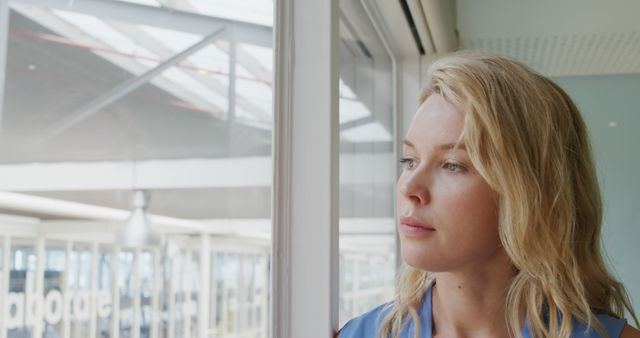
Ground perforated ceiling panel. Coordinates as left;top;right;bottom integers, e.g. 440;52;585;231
456;0;640;76
461;32;640;76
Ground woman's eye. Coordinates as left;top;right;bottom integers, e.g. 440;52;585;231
399;157;417;170
443;161;466;173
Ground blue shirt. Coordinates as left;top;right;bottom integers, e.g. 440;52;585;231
339;284;627;338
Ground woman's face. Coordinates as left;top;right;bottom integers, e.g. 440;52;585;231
396;94;503;272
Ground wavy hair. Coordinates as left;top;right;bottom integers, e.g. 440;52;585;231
379;51;638;338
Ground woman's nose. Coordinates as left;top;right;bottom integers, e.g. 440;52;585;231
397;171;431;205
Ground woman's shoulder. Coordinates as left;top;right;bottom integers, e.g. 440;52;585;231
337;302;393;338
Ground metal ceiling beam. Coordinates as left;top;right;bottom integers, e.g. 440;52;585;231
39;27;225;142
12;0;272;48
215;40;272;86
11;4;235;123
227;28;238;153
105;23;233;116
161;0;273;85
62;18;271;126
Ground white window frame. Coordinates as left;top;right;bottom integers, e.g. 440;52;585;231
271;0;402;337
271;0;340;337
0;0;403;335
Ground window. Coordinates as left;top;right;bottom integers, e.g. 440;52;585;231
0;1;274;337
338;0;397;326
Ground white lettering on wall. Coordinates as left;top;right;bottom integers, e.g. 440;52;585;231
24;272;39;327
44;290;63;324
72;290;90;321
6;293;25;328
96;290;111;318
4;272;112;329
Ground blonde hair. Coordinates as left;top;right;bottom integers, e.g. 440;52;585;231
380;51;638;338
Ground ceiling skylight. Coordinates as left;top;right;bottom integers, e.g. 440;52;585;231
339;79;357;100
341;122;392;143
339;98;371;124
161;68;228;112
236;78;272;120
115;0;161;7
187;0;273;27
239;43;273;72
185;45;230;75
53;10;159;63
43;4;276;130
138;25;203;53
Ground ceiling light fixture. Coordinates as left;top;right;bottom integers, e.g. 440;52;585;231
115;190;163;247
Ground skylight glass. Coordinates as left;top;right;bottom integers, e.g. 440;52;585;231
236;78;272;115
185;45;230;76
138;25;203;53
339;79;357;100
341;121;392;143
239;43;273;72
339;98;371;124
53;10;159;64
161;68;229;112
46;4;275;130
187;0;273;27
235;63;255;79
114;0;161;7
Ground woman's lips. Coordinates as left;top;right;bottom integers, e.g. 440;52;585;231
399;215;436;237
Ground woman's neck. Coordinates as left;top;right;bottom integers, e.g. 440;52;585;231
431;248;516;338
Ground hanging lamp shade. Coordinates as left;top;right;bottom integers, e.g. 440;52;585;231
115;190;163;247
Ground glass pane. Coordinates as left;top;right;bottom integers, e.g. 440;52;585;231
140;250;153;338
173;250;185;338
70;244;91;338
133;0;274;27
160;251;171;338
97;245;114;338
119;250;134;338
221;253;240;336
212;253;224;335
1;0;274;337
8;238;36;338
338;0;397;326
171;247;199;338
43;241;66;338
189;251;199;338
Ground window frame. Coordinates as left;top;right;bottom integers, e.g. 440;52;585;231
271;0;400;336
271;0;340;336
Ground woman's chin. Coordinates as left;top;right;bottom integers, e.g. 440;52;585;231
401;246;441;272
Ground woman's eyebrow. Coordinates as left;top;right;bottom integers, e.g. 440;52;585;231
403;140;467;151
438;143;466;151
403;139;415;148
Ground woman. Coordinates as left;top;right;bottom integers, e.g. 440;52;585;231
338;51;640;338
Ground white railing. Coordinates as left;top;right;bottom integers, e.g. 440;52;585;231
0;221;270;338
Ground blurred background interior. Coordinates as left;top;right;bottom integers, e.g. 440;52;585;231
0;0;638;337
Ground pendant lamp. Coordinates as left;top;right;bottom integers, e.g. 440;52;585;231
115;190;163;247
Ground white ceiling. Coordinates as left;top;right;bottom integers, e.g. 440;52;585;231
456;0;640;76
